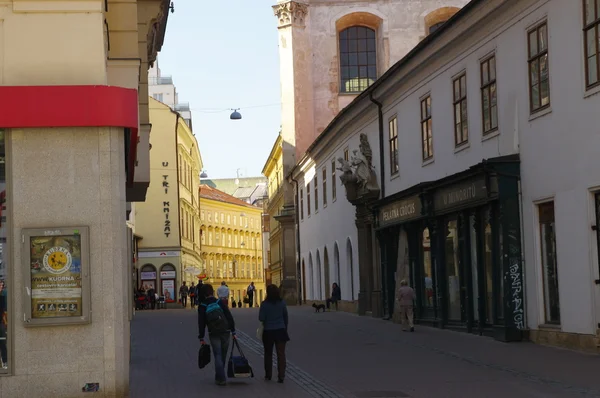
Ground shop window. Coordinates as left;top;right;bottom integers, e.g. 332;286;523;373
583;0;600;88
420;96;433;161
389;116;399;175
528;22;550;113
538;201;560;324
421;228;434;308
480;55;498;134
339;26;377;93
322;168;327;207
452;73;468;146
331;160;337;201
483;221;494;324
445;219;461;321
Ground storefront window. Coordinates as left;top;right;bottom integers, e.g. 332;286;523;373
469;215;479;322
0;130;7;370
497;221;504;320
539;202;560;324
422;228;434;307
445;219;461;321
483;222;494;324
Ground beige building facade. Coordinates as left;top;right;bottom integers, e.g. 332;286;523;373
266;0;468;305
0;0;170;395
199;185;265;304
135;98;203;304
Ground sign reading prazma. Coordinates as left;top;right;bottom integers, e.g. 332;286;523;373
30;234;83;318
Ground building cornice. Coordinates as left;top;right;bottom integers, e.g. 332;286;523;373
273;1;308;28
262;133;284;176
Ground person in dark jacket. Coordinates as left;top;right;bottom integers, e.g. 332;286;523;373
198;283;236;386
259;284;289;383
326;282;341;310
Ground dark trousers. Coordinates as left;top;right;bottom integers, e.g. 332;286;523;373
262;330;286;380
248;294;254;307
326;298;338;310
181;295;187;307
0;324;6;363
149;299;156;310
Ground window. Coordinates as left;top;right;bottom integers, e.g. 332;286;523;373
322;168;327;207
420;96;433;160
314;177;319;212
584;0;600;88
428;21;446;34
481;55;498;134
331;160;337;201
595;193;600;280
388;116;399;174
307;183;311;216
344;148;349;161
528;22;550;112
339;26;377;93
153;93;164;102
538;201;560;324
453;73;468;146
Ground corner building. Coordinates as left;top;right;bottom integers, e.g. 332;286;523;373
0;0;170;395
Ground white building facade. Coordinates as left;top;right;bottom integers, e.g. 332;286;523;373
292;0;600;351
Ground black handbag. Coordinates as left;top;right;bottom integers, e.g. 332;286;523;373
198;344;211;369
227;338;254;378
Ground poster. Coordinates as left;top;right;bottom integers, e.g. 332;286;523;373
30;234;82;318
141;281;155;292
162;280;175;303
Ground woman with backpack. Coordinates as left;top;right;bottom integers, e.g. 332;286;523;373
258;284;289;383
197;283;236;386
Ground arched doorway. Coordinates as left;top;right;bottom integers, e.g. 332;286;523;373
301;258;307;303
316;250;322;300
160;263;177;303
346;238;354;300
334;242;341;292
308;253;314;300
323;247;331;299
140;264;157;292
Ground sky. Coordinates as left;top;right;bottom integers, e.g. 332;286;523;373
157;0;282;179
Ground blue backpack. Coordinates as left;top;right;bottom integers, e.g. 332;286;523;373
202;300;229;334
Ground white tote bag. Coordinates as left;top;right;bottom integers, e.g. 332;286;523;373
256;322;264;340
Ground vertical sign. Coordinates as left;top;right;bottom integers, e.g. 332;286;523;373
162;162;171;238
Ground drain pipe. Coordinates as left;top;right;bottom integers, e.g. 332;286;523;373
290;176;303;305
369;93;385;198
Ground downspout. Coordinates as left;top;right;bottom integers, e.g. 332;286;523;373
290;176;303;305
369;93;385;198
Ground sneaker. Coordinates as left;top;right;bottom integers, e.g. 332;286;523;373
216;380;226;386
410;327;415;332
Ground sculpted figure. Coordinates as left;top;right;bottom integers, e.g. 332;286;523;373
350;150;371;190
337;157;354;186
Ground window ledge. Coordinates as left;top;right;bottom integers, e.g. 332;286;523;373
482;129;500;142
529;106;552;121
454;142;470;154
538;323;561;330
584;83;600;99
422;158;434;167
390;173;400;182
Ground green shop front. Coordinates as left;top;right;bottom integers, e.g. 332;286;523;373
375;155;525;341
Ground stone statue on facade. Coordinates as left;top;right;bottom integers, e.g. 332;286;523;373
337;133;380;202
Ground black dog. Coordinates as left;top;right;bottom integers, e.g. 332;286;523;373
312;303;326;313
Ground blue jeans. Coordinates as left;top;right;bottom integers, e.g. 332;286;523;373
209;333;230;381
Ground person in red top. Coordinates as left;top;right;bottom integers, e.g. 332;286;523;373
398;280;415;332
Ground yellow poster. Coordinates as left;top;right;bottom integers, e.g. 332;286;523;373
30;234;82;318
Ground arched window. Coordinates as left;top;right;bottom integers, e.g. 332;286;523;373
339;26;377;93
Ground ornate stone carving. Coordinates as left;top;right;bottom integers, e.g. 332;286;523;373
273;1;308;28
337;133;380;204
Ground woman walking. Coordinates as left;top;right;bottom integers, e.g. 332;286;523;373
259;284;289;383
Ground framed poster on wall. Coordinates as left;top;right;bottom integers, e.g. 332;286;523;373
161;279;175;303
22;227;91;327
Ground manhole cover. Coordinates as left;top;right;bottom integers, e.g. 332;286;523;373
355;391;410;398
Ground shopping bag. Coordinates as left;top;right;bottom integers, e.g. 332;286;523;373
198;344;211;369
227;338;254;378
256;322;264;340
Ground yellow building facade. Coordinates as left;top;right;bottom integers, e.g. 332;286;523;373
134;98;203;304
0;0;170;395
200;185;265;305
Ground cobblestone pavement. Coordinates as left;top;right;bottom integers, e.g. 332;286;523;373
130;306;600;398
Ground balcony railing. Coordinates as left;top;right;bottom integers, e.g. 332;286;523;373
174;102;190;112
149;76;173;85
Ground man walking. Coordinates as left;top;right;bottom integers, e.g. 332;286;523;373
398;280;415;332
179;281;189;308
246;281;256;307
216;281;230;307
198;284;236;386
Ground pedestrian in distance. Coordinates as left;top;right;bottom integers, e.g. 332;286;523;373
259;284;289;383
326;282;341;310
217;281;230;307
247;281;256;307
189;282;196;309
398;280;415;332
198;283;237;386
179;281;189;308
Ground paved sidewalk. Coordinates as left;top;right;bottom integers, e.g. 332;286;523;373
130;306;600;398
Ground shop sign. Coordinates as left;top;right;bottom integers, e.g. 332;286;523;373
378;195;422;227
23;226;91;327
160;271;176;278
141;271;157;280
434;177;487;213
138;251;180;258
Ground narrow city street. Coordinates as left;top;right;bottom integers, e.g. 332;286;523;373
130;306;600;398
